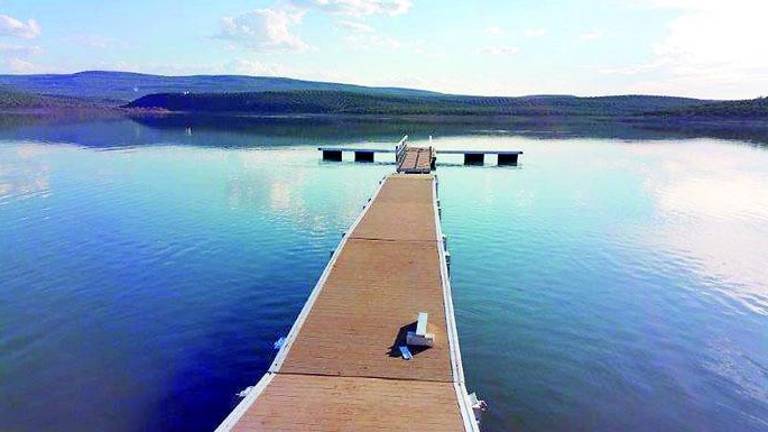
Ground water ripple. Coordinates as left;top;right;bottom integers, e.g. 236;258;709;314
1;136;767;432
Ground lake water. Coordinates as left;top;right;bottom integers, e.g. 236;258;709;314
1;116;767;431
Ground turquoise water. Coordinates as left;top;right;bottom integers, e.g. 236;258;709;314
1;118;767;431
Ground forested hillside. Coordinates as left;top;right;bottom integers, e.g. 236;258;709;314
125;90;712;117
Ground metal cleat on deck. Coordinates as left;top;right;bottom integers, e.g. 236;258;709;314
273;336;286;350
237;386;254;398
406;312;435;347
399;345;413;360
468;392;488;421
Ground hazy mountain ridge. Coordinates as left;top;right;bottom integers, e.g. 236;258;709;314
0;86;104;110
1;71;766;119
0;71;442;102
124;90;715;117
647;97;768;119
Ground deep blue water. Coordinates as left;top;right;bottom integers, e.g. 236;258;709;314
1;117;767;431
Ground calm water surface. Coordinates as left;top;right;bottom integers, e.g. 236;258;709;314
1;117;767;431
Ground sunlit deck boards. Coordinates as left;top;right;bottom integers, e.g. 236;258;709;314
397;146;435;174
217;174;474;432
278;238;451;381
352;175;436;242
231;375;464;431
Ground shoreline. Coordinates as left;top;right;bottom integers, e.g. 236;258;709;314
2;106;767;125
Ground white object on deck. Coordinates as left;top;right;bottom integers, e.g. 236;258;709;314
406;312;435;347
399;345;413;360
273;337;286;350
467;392;488;421
416;312;428;335
237;386;255;398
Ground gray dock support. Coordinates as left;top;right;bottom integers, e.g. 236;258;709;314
322;150;342;161
464;153;484;165
355;151;374;162
498;153;519;166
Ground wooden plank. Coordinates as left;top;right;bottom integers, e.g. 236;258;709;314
352;175;435;241
397;147;434;173
279;174;450;381
437;150;523;155
231;374;464;432
279;239;452;381
415;148;434;172
219;173;474;431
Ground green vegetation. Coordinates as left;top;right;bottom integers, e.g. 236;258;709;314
0;86;101;111
0;87;48;109
648;97;768;119
1;71;766;120
0;71;440;103
125;90;712;117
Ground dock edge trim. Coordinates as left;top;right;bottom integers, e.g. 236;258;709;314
214;176;389;432
215;173;480;432
433;175;481;432
214;373;275;432
266;174;389;373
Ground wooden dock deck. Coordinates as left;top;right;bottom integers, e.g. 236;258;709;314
319;135;522;166
216;172;478;431
397;146;435;174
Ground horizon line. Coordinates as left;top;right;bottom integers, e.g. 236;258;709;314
0;69;752;101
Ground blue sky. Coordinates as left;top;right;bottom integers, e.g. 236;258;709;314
0;0;765;98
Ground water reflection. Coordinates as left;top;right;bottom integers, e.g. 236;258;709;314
0;143;53;203
2;112;768;149
1;115;767;432
636;143;768;313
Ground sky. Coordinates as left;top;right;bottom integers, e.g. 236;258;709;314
0;0;766;99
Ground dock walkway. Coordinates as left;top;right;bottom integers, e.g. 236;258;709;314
216;172;478;431
319;135;522;167
397;146;435;174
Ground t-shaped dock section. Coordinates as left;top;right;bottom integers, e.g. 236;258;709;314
319;135;522;167
215;173;479;431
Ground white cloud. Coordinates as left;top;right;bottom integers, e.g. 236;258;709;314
336;20;374;33
344;32;401;50
650;1;768;71
481;45;520;56
0;14;41;39
227;58;289;76
601;0;768;98
485;26;504;37
598;59;668;76
524;28;547;38
333;19;401;50
71;34;117;49
219;7;308;51
5;57;36;73
297;0;413;17
0;43;42;56
580;30;604;41
0;40;42;73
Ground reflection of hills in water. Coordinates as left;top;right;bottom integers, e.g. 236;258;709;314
1;113;768;148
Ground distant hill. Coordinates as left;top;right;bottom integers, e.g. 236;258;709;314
125;90;712;117
0;71;442;103
3;70;765;120
0;87;42;108
647;97;768;119
0;87;101;110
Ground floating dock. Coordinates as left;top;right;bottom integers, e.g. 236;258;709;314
319;135;523;166
216;149;481;430
397;146;436;173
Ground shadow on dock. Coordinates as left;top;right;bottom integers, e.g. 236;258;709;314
388;321;432;358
